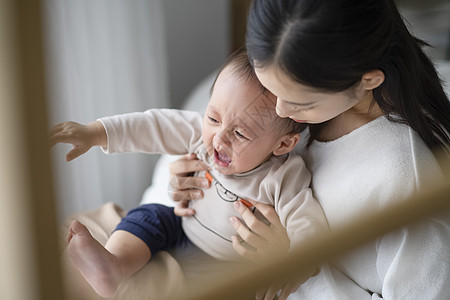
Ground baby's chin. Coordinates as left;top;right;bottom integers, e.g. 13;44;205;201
212;162;235;175
213;161;259;176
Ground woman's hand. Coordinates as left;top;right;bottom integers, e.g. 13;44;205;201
230;200;311;300
49;121;107;161
169;154;210;216
229;200;290;262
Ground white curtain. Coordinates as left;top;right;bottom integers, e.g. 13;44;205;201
43;0;169;222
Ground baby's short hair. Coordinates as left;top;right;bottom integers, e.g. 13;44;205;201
211;47;307;136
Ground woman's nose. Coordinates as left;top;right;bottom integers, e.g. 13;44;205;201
276;98;292;118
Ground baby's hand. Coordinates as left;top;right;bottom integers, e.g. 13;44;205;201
49;121;107;161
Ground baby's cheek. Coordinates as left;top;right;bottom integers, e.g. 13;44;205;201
233;152;259;173
202;132;214;154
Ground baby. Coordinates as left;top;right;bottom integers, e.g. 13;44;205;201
51;48;328;298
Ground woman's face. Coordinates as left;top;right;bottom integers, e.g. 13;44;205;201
254;65;363;124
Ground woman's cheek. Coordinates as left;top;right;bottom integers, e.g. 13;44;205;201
305;107;340;124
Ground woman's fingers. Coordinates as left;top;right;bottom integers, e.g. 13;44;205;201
255;281;300;300
168;154;210;202
255;287;266;300
169;186;204;202
263;285;280;300
277;283;298;300
249;199;284;230
267;269;315;300
246;200;289;248
231;199;290;263
173;200;195;216
168;175;208;202
169;153;210;177
169;175;210;190
229;216;267;255
232;200;276;240
278;281;302;300
255;284;280;300
230;235;261;262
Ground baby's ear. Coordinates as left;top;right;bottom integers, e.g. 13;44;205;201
273;133;300;156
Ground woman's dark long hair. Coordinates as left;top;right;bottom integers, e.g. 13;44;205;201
246;0;450;153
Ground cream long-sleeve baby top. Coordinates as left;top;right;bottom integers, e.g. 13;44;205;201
99;109;328;260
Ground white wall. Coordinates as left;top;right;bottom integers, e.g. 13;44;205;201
45;1;231;222
399;0;450;61
162;0;230;108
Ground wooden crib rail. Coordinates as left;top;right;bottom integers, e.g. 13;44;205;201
0;1;63;300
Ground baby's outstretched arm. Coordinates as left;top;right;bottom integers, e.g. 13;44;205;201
50;121;107;161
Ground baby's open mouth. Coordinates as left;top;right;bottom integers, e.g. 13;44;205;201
214;149;231;167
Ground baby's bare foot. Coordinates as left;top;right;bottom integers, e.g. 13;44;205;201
67;220;121;298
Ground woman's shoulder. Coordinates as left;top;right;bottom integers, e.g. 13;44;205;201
304;116;442;194
301;117;443;223
295;116;413;154
355;116;437;167
307;116;434;158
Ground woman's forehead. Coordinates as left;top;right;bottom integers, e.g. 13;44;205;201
255;66;299;97
255;66;332;104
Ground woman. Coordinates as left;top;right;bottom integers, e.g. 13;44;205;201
169;0;450;299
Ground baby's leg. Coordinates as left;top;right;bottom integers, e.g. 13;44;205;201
67;220;150;298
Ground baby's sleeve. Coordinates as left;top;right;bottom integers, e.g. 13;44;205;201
271;154;329;248
98;109;204;155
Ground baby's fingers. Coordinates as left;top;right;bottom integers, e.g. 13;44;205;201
66;145;89;162
49;124;61;139
49;122;80;147
49;131;72;147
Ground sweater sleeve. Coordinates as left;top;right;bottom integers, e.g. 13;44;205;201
371;130;450;299
98;109;204;155
269;154;329;249
374;210;450;299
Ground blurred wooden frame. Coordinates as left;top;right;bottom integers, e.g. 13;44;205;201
0;1;448;300
230;0;252;51
0;1;63;300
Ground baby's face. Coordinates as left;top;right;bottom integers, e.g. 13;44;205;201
202;66;282;175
